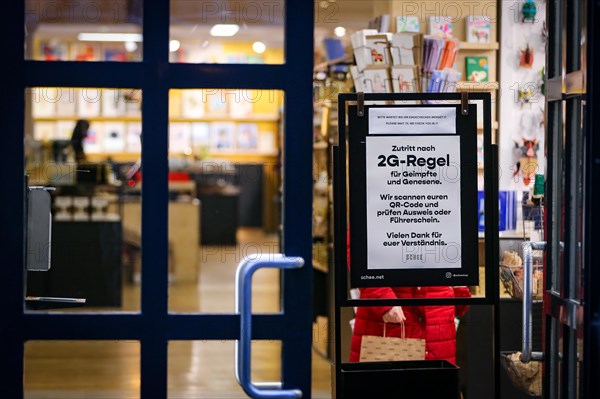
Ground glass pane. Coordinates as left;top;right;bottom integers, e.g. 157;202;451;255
169;1;284;64
25;87;142;313
167;89;283;313
24;340;140;398
168;340;331;398
25;0;143;61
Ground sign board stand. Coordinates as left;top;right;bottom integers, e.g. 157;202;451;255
332;92;500;398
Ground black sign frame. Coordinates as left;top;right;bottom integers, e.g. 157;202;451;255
348;103;479;287
333;92;501;398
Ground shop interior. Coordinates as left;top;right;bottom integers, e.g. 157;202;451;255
23;1;548;398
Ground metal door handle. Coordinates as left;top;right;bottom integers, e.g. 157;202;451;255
520;241;545;363
234;254;304;398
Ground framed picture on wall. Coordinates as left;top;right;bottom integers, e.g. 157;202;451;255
55;88;77;117
77;88;102;118
181;90;206;118
228;89;254;118
209;122;235;151
56;120;76;140
206;90;228;116
169;122;192;154
102;89;126;117
33;122;57;141
127;122;142;153
103;122;127;152
83;122;104;153
258;130;277;154
31;87;57;118
236;123;259;151
191;122;210;147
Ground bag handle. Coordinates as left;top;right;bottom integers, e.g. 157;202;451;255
383;321;406;339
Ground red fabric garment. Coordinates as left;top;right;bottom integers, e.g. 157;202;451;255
347;230;471;364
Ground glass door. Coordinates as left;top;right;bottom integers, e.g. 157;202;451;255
543;0;597;397
1;1;315;398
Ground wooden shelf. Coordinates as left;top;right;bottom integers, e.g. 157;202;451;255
170;115;280;123
477;121;499;130
34;115;280;123
85;151;278;163
34;116;141;122
459;41;500;51
456;81;500;91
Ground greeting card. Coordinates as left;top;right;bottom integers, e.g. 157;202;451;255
396;16;420;33
428;16;453;39
466;16;491;43
362;67;392;93
466;56;489;82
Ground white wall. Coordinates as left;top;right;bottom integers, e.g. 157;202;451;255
499;0;546;191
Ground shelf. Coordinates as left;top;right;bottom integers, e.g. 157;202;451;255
477;121;499;130
34;115;280;123
34;116;141;122
170;115;280;123
85;151;278;163
456;81;500;91
459;41;500;51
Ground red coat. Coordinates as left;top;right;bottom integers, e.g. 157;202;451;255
347;230;471;364
349;285;471;364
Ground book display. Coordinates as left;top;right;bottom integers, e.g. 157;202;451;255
347;5;499;187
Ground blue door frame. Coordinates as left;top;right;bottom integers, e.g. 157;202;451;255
0;1;314;397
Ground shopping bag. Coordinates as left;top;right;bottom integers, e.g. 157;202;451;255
359;322;426;362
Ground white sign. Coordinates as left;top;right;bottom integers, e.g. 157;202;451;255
366;135;462;270
369;107;456;134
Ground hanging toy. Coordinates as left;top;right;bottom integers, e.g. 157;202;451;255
522;0;537;23
513;138;540;186
518;86;534;106
519;44;534;68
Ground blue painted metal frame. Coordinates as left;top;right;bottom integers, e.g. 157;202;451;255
1;1;314;398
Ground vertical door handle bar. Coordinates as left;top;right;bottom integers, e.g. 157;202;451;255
235;254;304;399
520;241;546;363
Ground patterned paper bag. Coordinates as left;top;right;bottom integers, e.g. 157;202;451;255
359;322;426;362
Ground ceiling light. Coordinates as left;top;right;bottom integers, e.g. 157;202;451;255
169;40;181;52
77;33;143;42
334;26;346;37
252;41;266;54
124;41;138;52
210;24;239;37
